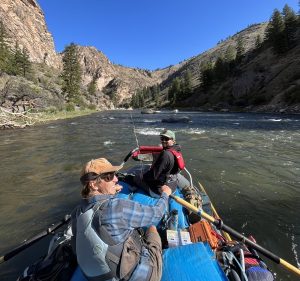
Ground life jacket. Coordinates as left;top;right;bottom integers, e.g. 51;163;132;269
132;146;185;171
167;148;185;170
76;200;142;281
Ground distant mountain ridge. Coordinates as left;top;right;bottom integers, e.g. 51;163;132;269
0;0;299;113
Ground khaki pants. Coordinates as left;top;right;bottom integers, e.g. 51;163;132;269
145;231;163;281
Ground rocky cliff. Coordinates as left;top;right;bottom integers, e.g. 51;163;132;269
0;0;60;68
0;0;178;108
76;46;175;105
0;0;299;114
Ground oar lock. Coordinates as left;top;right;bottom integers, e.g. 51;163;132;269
47;228;53;234
214;218;224;230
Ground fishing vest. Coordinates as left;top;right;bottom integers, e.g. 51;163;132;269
167;148;185;170
76;200;142;281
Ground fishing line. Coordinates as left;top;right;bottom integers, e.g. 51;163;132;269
130;112;140;148
130;112;146;177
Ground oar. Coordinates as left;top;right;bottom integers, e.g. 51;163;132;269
198;181;232;241
169;194;300;276
120;147;139;166
0;214;71;264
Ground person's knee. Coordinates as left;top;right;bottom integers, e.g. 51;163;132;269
147;225;158;234
145;225;162;249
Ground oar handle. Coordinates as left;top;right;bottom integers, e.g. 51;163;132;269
0;215;71;264
169;194;300;276
121;148;139;166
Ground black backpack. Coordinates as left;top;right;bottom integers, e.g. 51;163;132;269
217;242;274;281
17;242;77;281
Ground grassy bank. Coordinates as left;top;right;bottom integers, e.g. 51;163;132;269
0;108;98;129
37;109;98;124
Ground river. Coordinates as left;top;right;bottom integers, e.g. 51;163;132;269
0;110;299;280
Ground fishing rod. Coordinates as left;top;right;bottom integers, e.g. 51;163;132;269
0;215;71;264
169;194;300;276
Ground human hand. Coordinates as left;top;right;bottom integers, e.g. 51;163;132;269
115;184;123;193
159;185;172;196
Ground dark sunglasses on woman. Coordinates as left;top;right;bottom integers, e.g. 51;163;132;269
97;172;116;182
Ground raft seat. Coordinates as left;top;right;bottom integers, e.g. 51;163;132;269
161;242;228;281
71;242;228;281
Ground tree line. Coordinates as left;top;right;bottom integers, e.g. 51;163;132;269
131;70;193;108
131;3;299;108
0;20;86;110
266;4;299;54
200;4;299;92
131;84;160;108
0;20;31;78
1;3;299;111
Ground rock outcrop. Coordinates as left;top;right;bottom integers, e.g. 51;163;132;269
77;46;176;105
0;0;60;68
0;0;299;114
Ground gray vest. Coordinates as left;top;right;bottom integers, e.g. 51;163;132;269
76;200;142;281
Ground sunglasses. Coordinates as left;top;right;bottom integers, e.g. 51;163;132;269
160;136;172;141
96;172;116;182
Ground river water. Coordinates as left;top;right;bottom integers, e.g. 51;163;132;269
0;110;299;280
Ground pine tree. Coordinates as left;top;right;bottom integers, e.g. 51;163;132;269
139;92;145;108
254;34;263;49
154;91;160;107
266;9;287;54
224;45;236;62
61;43;82;103
201;61;214;90
151;84;159;100
298;0;300;27
88;76;97;95
224;45;236;74
168;78;181;104
11;42;23;76
20;47;31;77
112;93;118;107
0;20;12;74
180;70;193;100
214;56;228;81
131;93;138;108
236;35;245;61
282;4;298;48
298;1;300;26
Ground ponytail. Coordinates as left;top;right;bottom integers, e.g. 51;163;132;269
81;184;90;198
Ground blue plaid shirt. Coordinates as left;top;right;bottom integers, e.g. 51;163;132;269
73;193;168;281
79;192;168;242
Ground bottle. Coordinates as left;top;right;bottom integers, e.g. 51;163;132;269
168;209;179;230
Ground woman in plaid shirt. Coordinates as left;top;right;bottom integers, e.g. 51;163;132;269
72;157;172;281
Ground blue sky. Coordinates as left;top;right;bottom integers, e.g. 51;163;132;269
38;0;298;70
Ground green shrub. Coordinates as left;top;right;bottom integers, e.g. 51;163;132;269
65;103;75;112
46;106;57;114
88;104;96;110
